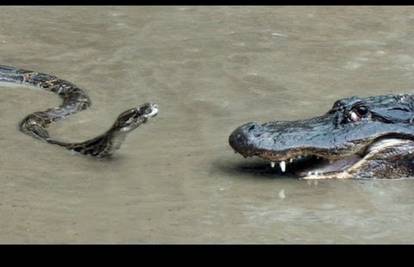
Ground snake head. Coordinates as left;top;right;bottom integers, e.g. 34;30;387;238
113;103;159;133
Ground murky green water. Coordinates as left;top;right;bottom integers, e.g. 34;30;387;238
1;6;414;243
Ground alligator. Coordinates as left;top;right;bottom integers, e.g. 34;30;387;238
229;94;414;179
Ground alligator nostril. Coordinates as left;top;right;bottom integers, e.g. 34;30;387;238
247;123;262;133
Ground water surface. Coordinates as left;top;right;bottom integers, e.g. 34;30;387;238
1;6;414;243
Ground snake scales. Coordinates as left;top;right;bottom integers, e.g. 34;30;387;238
0;65;158;158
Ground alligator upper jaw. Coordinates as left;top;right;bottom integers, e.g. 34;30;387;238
232;137;414;179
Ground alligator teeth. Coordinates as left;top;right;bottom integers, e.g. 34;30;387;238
307;171;320;176
270;162;276;168
280;161;286;172
289;158;293;163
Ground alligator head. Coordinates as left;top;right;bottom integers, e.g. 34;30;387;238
229;94;414;179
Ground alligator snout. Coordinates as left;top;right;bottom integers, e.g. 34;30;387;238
229;122;264;155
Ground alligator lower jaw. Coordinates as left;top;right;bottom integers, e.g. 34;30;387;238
296;155;361;179
266;154;361;179
236;138;414;179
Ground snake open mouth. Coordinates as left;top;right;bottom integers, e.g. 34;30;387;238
145;104;159;118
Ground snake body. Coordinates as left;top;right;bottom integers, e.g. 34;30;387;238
0;65;158;158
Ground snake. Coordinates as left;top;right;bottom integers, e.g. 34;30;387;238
0;65;158;158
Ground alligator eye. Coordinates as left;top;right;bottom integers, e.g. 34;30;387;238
348;106;369;122
355;106;368;116
349;111;360;122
